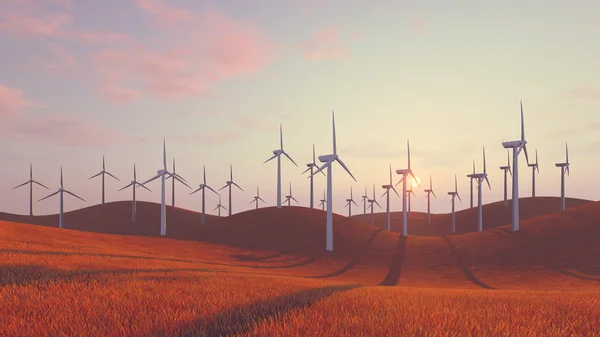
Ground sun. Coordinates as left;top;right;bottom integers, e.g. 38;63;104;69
409;176;421;189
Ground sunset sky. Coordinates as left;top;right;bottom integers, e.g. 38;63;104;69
1;0;599;217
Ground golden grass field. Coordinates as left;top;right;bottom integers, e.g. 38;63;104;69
1;197;599;336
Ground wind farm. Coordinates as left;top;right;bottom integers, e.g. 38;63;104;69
2;1;600;335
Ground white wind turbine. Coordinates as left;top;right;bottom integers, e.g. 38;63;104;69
165;158;190;207
284;183;299;206
381;165;401;231
310;111;357;252
528;149;540;197
499;150;512;207
502;102;530;232
555;142;570;210
264;125;297;208
13;163;50;216
250;186;266;209
214;195;227;217
302;143;325;208
318;190;327;210
190;166;219;224
367;184;382;226
395;139;420;237
88;155;119;206
38;167;86;229
448;174;462;233
140;139;191;236
406;182;416;217
424;175;437;225
361;186;368;215
469;147;491;232
219;165;243;216
344;186;358;217
118;163;151;222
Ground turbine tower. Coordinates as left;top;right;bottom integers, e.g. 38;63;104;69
367;184;381;226
469;147;491;232
499;150;512;207
406;184;416;217
361;186;368;215
88;155;119;206
301;143;325;208
381;164;400;231
395;139;419;237
447;174;462;233
468;161;476;208
344;186;358;217
214;195;227;217
118;163;151;222
424;175;437;225
219;165;243;216
318;190;327;211
310;111;357;252
555;142;570;210
250;186;266;209
190;166;219;224
38;167;86;229
13;163;50;216
165;158;190;207
529;149;540;197
264;125;297;208
284;183;299;206
140;139;191;236
502;102;530;232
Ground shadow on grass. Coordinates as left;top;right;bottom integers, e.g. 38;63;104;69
313;229;383;278
442;236;496;290
379;235;407;286
230;252;283;262
153;284;362;337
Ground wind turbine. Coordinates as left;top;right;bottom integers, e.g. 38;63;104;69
499;150;512;207
555;142;570;210
344;186;358;217
469;147;491;232
468;161;476;208
502;102;530;232
118;163;151;222
250;186;266;209
284;183;299;206
88;155;119;206
13;163;49;216
367;184;382;226
424;175;437;225
219;165;243;216
140;139;191;236
318;190;327;210
381;164;401;231
361;186;368;215
264;125;297;208
165;158;190;207
406;183;416;217
302;143;325;208
310;111;357;252
38;167;86;229
214;195;227;217
448;174;462;233
395;139;420;237
190;166;219;224
529;149;540;197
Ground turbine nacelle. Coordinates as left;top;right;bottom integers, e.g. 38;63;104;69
272;149;283;155
318;154;336;163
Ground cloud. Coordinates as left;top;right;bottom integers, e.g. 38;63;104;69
302;27;349;61
0;84;37;115
570;84;600;100
0;11;69;37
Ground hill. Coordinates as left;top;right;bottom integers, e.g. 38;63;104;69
352;196;592;235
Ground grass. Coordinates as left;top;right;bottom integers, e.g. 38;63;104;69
1;199;600;336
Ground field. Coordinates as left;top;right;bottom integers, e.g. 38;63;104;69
1;198;599;336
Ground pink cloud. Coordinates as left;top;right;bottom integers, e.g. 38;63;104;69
0;11;69;37
0;84;37;115
302;27;349;61
571;84;600;100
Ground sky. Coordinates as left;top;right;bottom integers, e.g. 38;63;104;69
1;0;599;217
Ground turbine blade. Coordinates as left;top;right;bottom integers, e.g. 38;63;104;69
173;172;187;183
336;158;357;182
280;124;283;149
203;165;207;184
172;174;192;189
259;197;266;203
88;172;102;180
391;186;400;198
523;144;529;166
485;176;491;190
206;185;219;195
218;184;228;191
291;196;299;204
64;190;86;202
232;182;244;191
520;100;525;142
118;182;134;191
140;173;162;186
312;143;316;164
264;154;278;164
309;161;331;178
33;181;50;189
332;111;337;155
301;166;312;175
190;187;201;195
38;190;60;202
394;176;405;187
352;200;358;207
136;182;152;192
163;138;167;170
565;142;569;164
283;152;298;167
12;181;29;189
375;200;382;209
106;171;120;181
407;139;411;170
410;172;420;187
